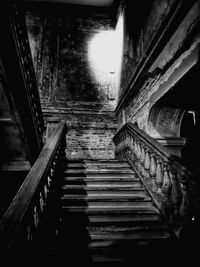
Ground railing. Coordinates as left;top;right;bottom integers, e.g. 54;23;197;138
11;3;45;148
113;122;200;237
0;121;66;263
0;2;44;162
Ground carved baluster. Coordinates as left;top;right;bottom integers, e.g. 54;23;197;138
139;144;146;176
134;139;138;156
130;136;134;151
149;153;157;193
44;184;48;201
155;158;163;194
33;206;39;231
47;175;52;189
170;169;181;217
144;149;150;179
39;192;45;214
162;163;172;197
140;144;145;164
137;142;141;160
26;225;33;243
179;178;190;219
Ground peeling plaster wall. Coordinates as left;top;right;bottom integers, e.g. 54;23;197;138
117;1;200;137
119;0;175;100
25;5;118;159
25;9;116;107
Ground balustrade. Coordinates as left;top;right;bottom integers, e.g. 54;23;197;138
0;121;66;262
113;122;199;237
11;3;44;147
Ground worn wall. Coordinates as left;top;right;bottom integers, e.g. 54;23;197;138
117;0;200;136
25;4;118;159
25;5;117;108
44;107;116;160
119;0;175;100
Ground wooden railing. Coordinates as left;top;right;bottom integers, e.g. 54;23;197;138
0;121;66;263
0;2;44;162
11;3;44;148
113;122;200;237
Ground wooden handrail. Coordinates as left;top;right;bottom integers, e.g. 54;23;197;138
113;122;200;237
0;120;66;251
0;2;45;163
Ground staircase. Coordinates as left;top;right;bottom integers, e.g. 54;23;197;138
53;159;176;265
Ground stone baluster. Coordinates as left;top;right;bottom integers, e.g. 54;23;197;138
162;163;172;197
137;142;141;161
144;149;150;179
169;169;181;217
155;158;163;194
134;139;138;156
149;153;157;193
140;144;145;165
179;177;190;219
139;144;146;176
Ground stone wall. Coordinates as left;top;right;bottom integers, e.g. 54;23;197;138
117;0;200;135
25;3;118;160
25;5;117;108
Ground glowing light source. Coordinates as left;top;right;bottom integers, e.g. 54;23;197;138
88;30;116;76
88;13;124;100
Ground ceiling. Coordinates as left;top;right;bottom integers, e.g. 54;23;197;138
24;0;115;7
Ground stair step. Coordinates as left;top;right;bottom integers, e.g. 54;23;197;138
61;183;142;189
65;164;132;170
64;169;134;174
61;213;164;226
64;173;137;179
89;231;170;241
86;224;168;233
92;255;124;262
62;180;141;186
61;193;151;201
64;177;140;182
62;205;159;214
63;176;138;181
62;201;153;208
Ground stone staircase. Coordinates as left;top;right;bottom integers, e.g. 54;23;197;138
52;159;175;265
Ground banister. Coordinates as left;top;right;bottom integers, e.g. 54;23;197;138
114;122;193;177
0;2;45;163
0;120;66;252
113;122;200;237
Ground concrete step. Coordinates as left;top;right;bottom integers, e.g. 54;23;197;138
61;205;159;214
89;231;170;242
64;169;135;174
64;172;137;178
61;192;151;202
65;164;132;170
86;224;168;233
62;180;141;186
64;176;140;182
60;187;144;194
61;201;153;208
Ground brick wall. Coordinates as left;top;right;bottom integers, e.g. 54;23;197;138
44;106;117;160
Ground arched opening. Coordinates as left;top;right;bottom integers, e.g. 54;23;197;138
148;63;200;169
181;111;200;174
